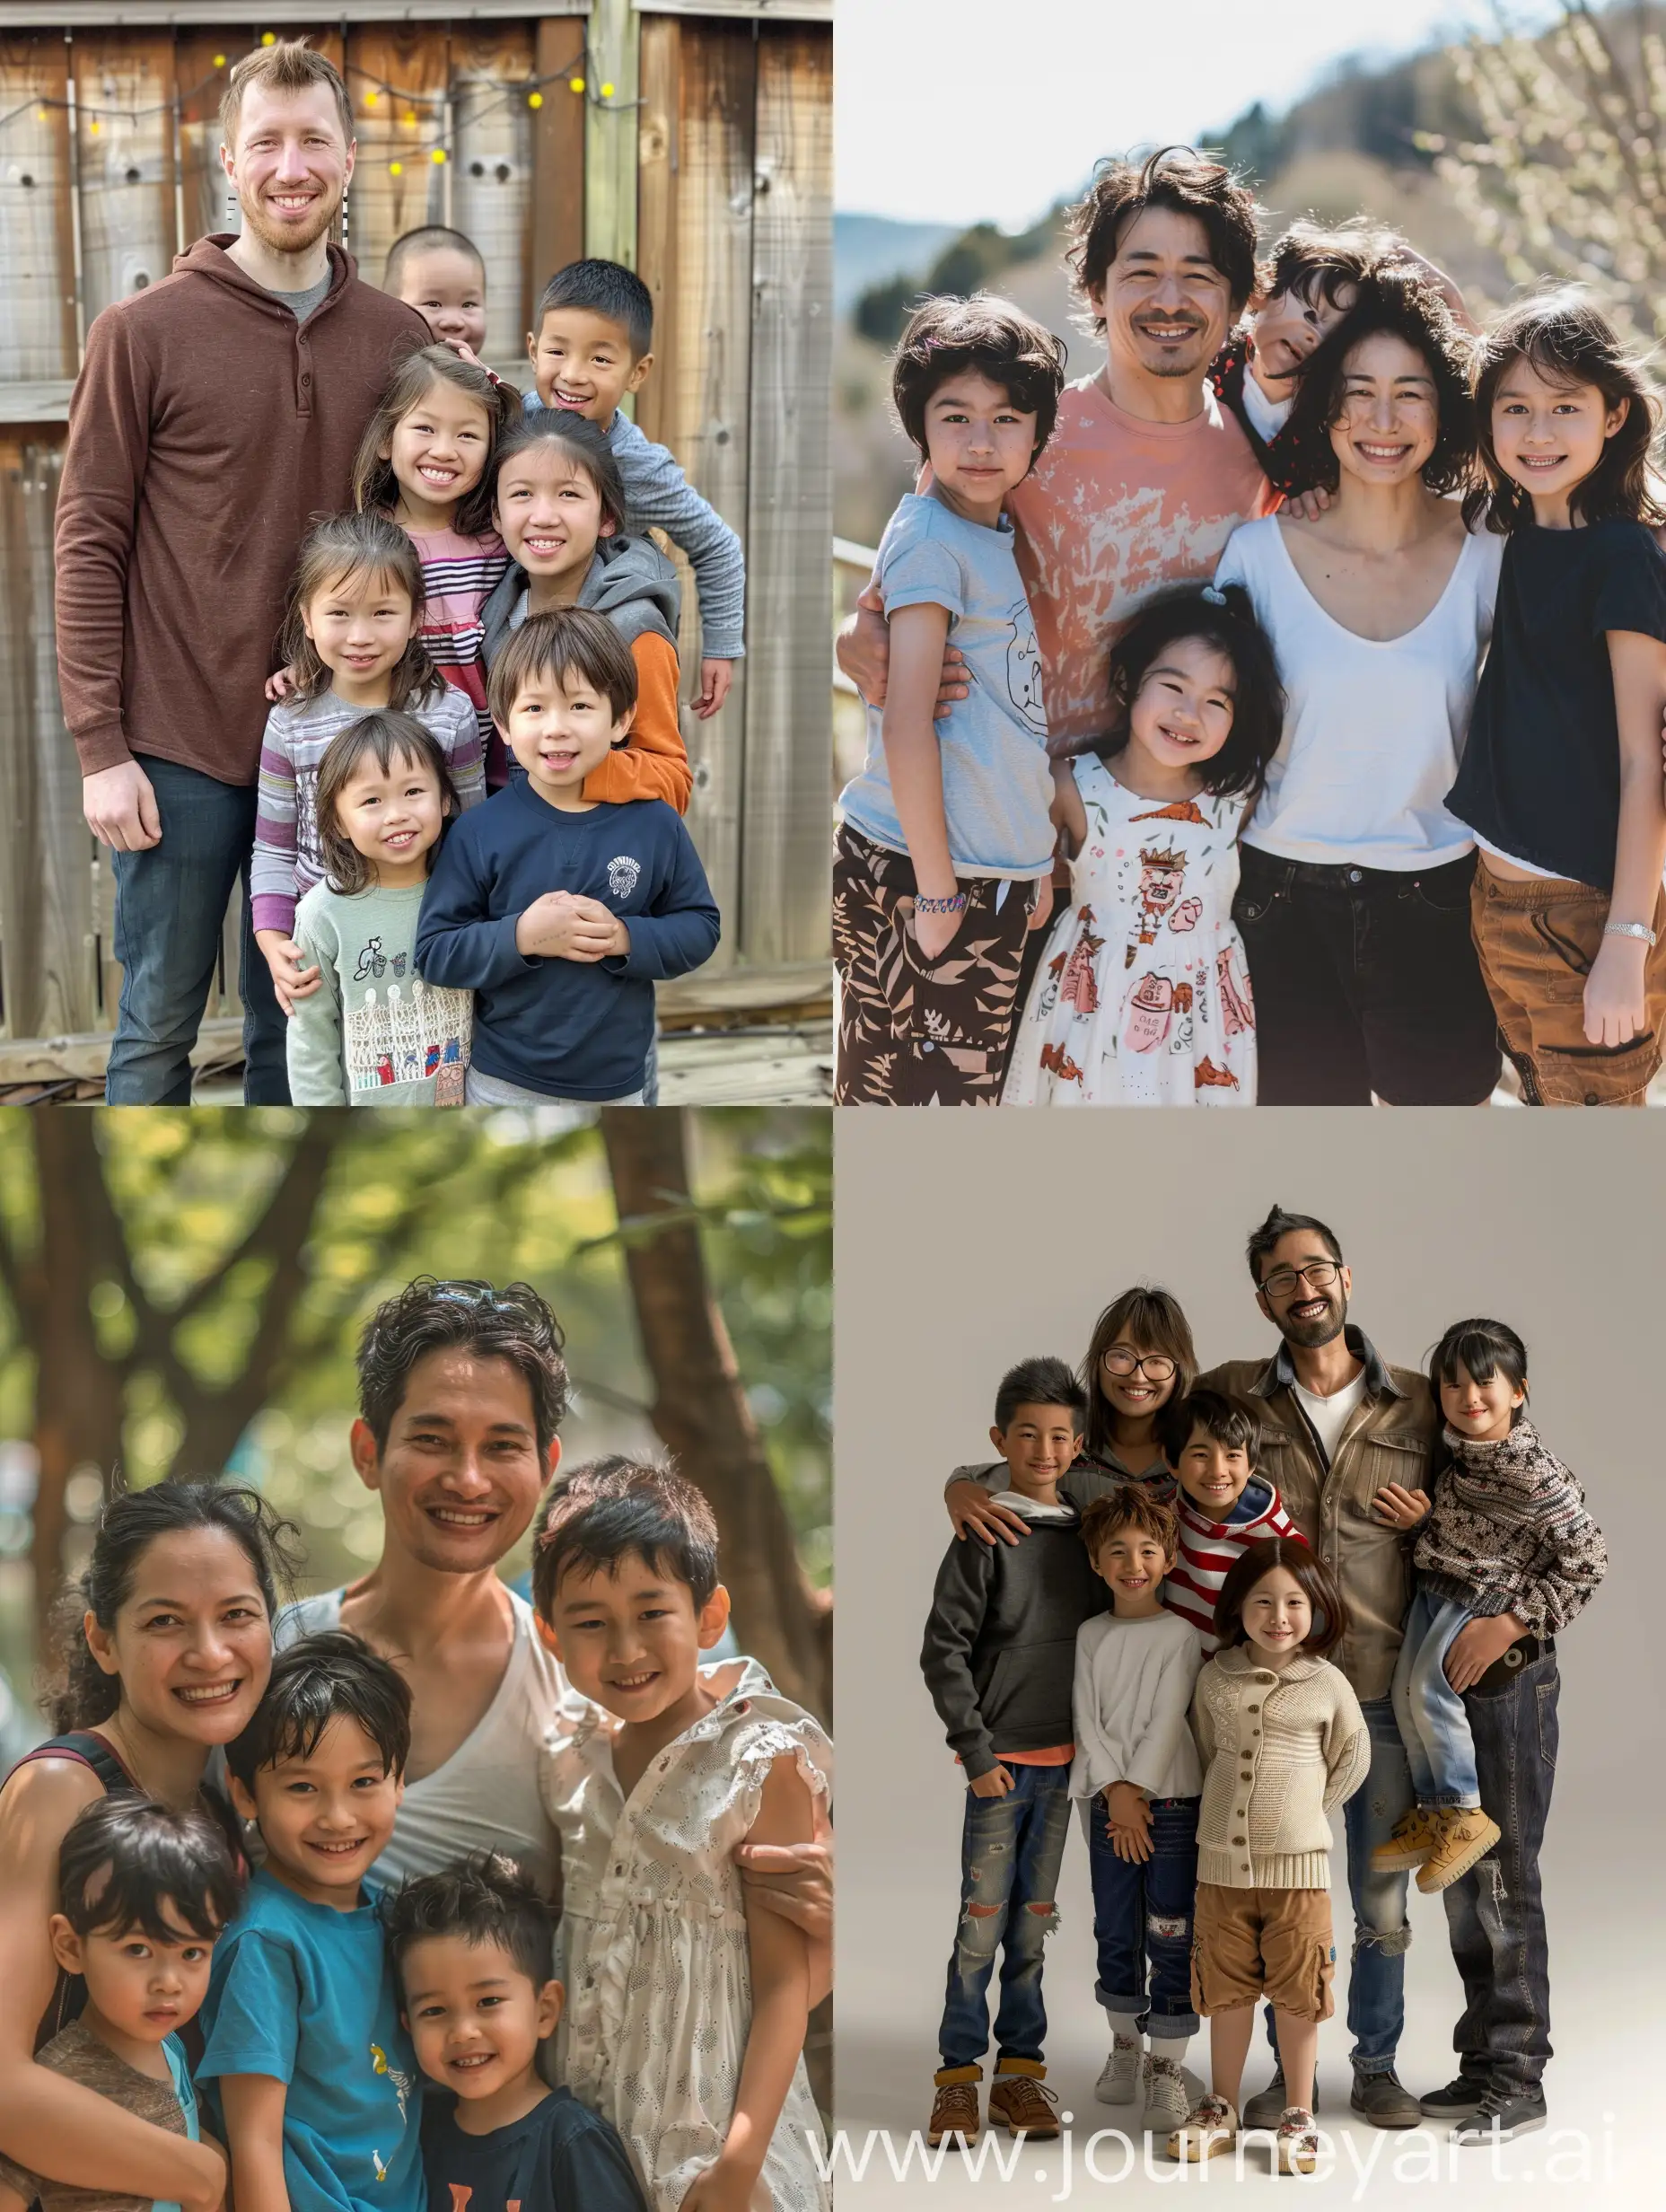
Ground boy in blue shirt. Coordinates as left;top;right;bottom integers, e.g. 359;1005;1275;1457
199;1632;422;2212
416;609;720;1105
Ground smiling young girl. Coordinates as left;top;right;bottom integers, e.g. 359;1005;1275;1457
1446;293;1666;1105
1004;584;1281;1104
1169;1540;1366;2176
253;514;485;1014
285;712;473;1106
833;294;1068;1106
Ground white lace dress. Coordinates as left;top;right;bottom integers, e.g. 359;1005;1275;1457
1003;757;1257;1105
539;1659;833;2212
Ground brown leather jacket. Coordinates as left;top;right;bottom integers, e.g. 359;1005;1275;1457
1200;1326;1441;1702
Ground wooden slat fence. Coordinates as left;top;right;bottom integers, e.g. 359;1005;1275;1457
0;2;830;1055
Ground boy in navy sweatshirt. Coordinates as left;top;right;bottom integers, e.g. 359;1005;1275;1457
416;609;718;1103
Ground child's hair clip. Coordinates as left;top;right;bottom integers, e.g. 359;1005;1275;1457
1201;584;1228;606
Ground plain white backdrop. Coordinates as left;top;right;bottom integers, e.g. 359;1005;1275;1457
833;1109;1666;2206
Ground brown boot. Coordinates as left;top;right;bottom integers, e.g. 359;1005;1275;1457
926;2075;981;2147
988;2065;1060;2139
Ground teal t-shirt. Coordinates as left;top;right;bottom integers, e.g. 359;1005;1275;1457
197;1869;424;2212
152;2035;200;2212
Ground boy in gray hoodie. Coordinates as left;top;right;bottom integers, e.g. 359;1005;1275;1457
920;1358;1104;2151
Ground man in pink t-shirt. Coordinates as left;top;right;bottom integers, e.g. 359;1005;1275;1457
839;147;1276;749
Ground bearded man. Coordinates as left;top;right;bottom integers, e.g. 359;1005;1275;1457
55;40;428;1103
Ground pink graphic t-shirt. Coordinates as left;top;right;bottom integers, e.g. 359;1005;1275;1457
1008;374;1275;749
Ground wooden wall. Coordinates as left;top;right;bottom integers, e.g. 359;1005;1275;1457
0;7;831;1048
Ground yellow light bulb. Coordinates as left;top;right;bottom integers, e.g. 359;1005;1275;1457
529;91;545;110
390;160;403;176
431;147;445;163
601;82;615;99
261;31;275;46
404;112;416;127
568;77;584;94
364;90;377;106
213;54;225;68
89;118;100;135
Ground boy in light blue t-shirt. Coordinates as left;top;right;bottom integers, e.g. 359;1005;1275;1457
198;1632;423;2212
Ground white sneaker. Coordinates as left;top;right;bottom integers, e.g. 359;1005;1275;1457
1143;2052;1190;2130
1094;2034;1144;2104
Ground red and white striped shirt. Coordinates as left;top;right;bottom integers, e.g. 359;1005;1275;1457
1164;1479;1305;1651
401;521;512;764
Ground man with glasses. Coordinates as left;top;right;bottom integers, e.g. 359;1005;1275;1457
1200;1205;1436;2132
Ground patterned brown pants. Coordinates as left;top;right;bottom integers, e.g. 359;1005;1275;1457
832;824;1039;1105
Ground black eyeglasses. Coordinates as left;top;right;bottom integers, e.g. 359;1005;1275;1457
1101;1349;1178;1382
1260;1260;1344;1298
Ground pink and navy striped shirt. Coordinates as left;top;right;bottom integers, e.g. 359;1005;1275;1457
1164;1479;1305;1652
402;522;511;758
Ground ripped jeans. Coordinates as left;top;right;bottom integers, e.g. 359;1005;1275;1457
1084;1792;1201;2041
937;1763;1073;2072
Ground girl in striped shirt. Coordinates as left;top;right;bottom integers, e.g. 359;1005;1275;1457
353;345;522;776
1153;1390;1305;1649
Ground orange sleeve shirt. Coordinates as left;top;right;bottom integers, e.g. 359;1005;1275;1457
582;633;693;813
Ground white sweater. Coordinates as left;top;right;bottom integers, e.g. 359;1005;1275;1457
1071;1608;1205;1804
1190;1646;1369;1891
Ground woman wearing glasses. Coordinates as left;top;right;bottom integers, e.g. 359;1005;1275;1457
944;1286;1197;1541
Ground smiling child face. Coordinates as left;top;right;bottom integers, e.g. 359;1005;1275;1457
232;1713;404;1909
541;1552;730;1726
401;1930;562;2102
1090;1523;1172;1613
1239;1565;1312;1663
1439;1357;1525;1444
1172;1423;1253;1517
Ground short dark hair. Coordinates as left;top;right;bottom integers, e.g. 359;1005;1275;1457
1213;1535;1346;1658
1066;145;1261;330
1156;1387;1261;1469
1099;583;1285;815
1278;264;1477;499
1465;287;1665;533
225;1629;411;1790
383;1850;559;1990
355;1277;569;1461
487;607;639;732
314;711;458;897
1080;1286;1197;1460
490;408;628;540
993;1356;1088;1434
385;225;487;290
1261;218;1398;315
536;258;654;360
531;1457;721;1623
890;293;1067;470
1245;1205;1344;1286
58;1796;243;1944
1427;1318;1530;1415
1080;1486;1179;1563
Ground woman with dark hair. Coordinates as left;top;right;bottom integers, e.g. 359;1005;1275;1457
1214;267;1504;1106
0;1477;299;2209
943;1286;1197;1543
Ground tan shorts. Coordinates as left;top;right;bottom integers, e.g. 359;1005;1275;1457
1470;868;1666;1107
1191;1883;1336;2022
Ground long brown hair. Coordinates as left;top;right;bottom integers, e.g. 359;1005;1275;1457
352;344;521;540
314;710;457;895
1080;1286;1197;1461
276;513;440;711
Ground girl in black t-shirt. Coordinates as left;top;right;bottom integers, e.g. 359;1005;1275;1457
1448;294;1666;1106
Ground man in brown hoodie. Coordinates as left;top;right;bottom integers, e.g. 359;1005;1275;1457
54;40;429;1103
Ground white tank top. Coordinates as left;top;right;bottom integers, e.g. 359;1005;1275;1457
277;1585;579;1892
1215;514;1504;869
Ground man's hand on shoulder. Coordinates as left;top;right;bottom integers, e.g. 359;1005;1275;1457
83;760;161;852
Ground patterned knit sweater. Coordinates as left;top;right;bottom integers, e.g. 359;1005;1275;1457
1415;1418;1606;1635
1191;1646;1369;1891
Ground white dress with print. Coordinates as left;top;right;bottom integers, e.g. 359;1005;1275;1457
1004;757;1257;1105
540;1658;833;2212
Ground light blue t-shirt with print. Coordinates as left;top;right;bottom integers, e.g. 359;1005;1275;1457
197;1869;423;2212
837;487;1056;878
149;2036;200;2212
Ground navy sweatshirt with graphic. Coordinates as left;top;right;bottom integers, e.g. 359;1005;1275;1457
416;779;719;1100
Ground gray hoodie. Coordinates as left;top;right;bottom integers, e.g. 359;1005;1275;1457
479;531;681;674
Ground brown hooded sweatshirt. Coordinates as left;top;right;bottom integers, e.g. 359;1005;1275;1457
54;236;429;783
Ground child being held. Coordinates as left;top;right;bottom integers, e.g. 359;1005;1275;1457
919;1359;1105;2152
0;1798;241;2212
531;1459;832;2212
522;259;744;719
1004;584;1281;1105
285;713;473;1106
198;1632;423;2212
1157;1391;1304;1648
1371;1318;1606;1894
384;1852;646;2212
386;227;489;363
1070;1488;1204;2136
1169;1540;1368;2176
833;294;1068;1105
416;608;719;1107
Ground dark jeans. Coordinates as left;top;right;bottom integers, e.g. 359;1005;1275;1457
1234;845;1501;1105
1442;1652;1558;2096
107;758;288;1105
937;1764;1072;2072
1085;1793;1200;2040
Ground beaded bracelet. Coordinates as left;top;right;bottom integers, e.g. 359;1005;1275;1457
915;891;968;915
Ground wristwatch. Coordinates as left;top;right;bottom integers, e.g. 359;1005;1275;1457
1603;919;1658;946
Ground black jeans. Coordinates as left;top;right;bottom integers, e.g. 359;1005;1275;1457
1441;1651;1558;2096
1234;845;1501;1105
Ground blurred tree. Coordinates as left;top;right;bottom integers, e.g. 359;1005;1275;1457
851;209;1060;347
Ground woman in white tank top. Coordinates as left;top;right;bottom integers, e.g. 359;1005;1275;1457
1214;268;1503;1107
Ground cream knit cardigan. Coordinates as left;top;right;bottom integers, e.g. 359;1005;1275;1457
1190;1646;1370;1890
